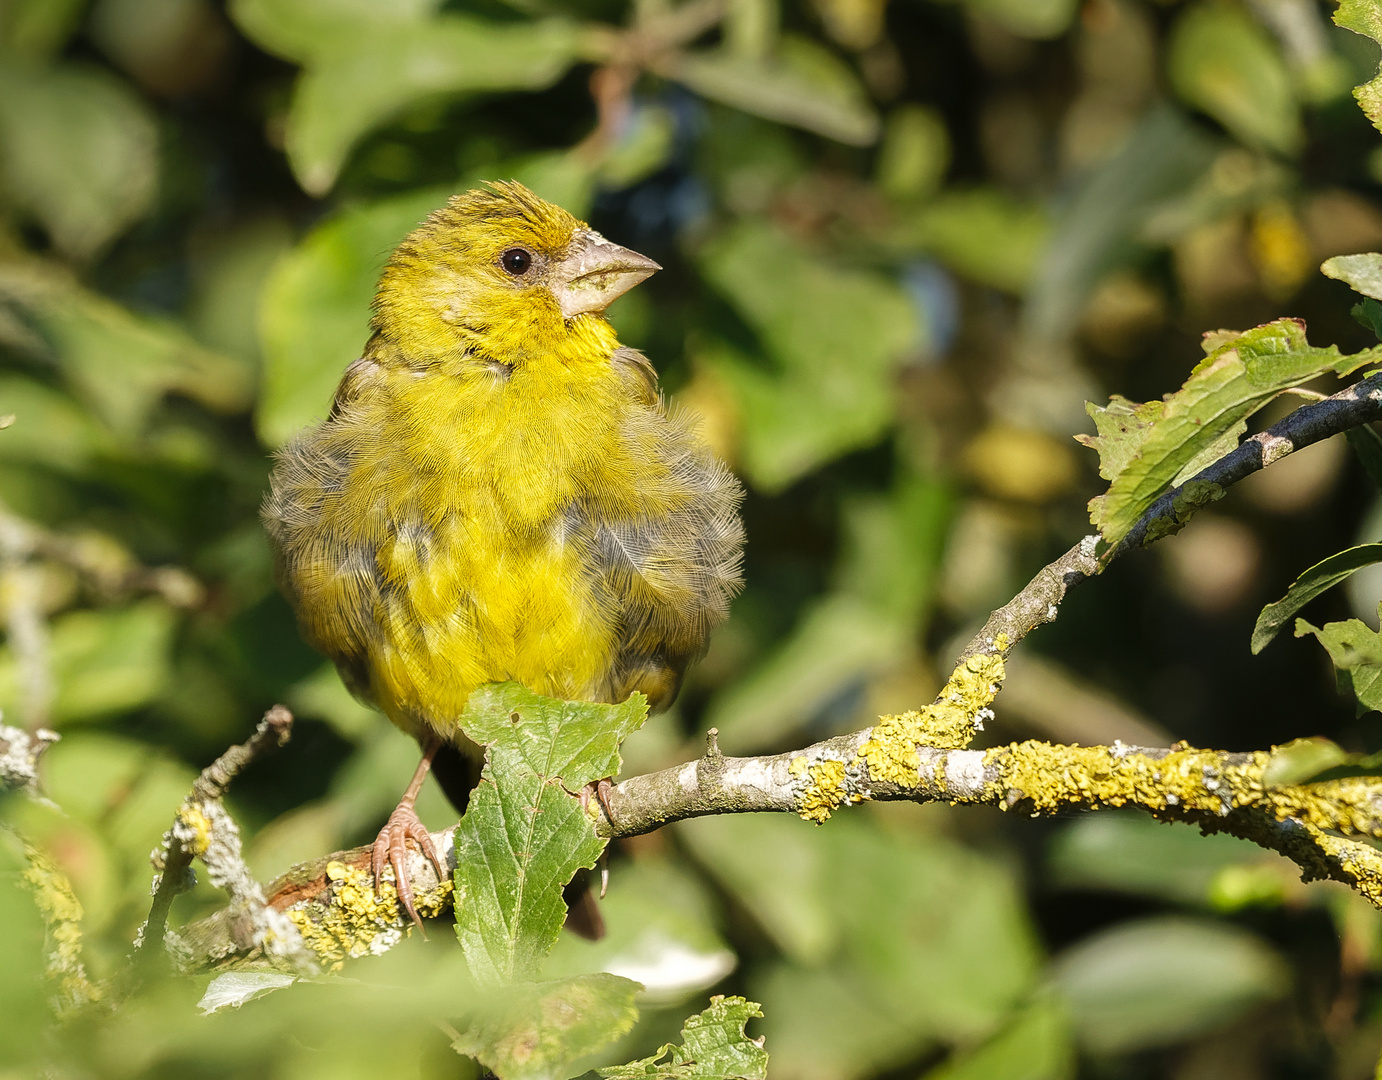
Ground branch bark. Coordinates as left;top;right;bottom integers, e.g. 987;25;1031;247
176;369;1382;972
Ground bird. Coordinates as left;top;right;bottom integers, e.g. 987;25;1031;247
262;181;744;927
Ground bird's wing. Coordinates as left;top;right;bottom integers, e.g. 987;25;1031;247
578;402;745;712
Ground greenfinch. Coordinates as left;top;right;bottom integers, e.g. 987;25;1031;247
263;182;744;925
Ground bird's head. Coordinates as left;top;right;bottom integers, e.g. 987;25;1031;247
372;181;659;366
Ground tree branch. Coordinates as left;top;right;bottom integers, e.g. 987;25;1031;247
174;370;1382;973
137;706;312;973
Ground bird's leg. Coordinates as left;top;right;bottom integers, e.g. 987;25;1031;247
371;736;447;930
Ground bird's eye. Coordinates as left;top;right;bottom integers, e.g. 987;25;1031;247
500;248;532;276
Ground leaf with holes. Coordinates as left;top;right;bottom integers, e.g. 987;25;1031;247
598;995;769;1080
1296;614;1382;715
453;683;647;985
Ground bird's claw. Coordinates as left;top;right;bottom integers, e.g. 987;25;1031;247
371;803;445;931
579;777;615;822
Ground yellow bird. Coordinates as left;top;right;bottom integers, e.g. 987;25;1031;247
263;182;744;925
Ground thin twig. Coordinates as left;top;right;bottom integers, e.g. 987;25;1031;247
139;706;296;966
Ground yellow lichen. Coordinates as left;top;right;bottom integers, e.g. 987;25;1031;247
797;759;848;824
856;646;1007;787
178;803;213;856
21;842;100;1010
995;741;1269;816
288;859;454;970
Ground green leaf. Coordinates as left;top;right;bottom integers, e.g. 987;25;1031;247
0;62;157;259
1023;108;1214;342
1261;736;1351;787
453;683;648;985
1334;0;1382;132
452;974;642;1080
599;995;768;1080
1168;2;1301;155
542;855;736;1007
0;0;88;60
959;0;1078;40
198;973;298;1014
0;375;107;472
680;815;1038;1078
285;16;580;195
1051;916;1288;1054
669;36;879;147
256;186;452;445
0;259;253;436
1346;425;1382;488
1253;544;1382;653
704;595;912;753
876;105;950;202
1295;615;1382;714
890;188;1049;293
1049;813;1275;906
1077;319;1381;547
921;996;1074;1080
229;0;443;63
697;220;918;491
1324;252;1382;300
1352;298;1382;342
0;600;176;724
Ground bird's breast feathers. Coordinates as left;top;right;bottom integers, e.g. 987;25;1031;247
265;344;743;734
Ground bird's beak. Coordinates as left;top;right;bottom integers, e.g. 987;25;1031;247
550;229;661;318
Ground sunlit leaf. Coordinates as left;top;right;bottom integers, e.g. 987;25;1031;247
0;600;176;724
668;36;879;147
599;995;768;1080
1051;917;1288;1053
681;814;1038;1079
543;855;736;1007
920;996;1074;1080
0;62;157;259
1077;319;1381;547
697;220;918;491
0;259;252;436
1025;108;1213;342
257;186;451;445
198;972;298;1014
959;0;1078;40
1334;0;1382;132
454;683;647;985
284;16;580;195
1168;2;1301;154
1049;813;1285;905
890;188;1049;294
1295;614;1382;714
229;0;442;63
1323;252;1382;300
452;974;642;1080
1253;544;1382;653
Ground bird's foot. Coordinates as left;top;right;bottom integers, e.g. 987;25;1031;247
371;802;446;931
578;777;615;822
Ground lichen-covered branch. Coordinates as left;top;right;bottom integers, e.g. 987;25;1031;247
138;706;315;975
171;372;1382;973
0;720;59;797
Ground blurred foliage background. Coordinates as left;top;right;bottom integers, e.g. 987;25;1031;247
6;0;1382;1075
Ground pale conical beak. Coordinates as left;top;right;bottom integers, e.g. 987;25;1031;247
550;229;661;318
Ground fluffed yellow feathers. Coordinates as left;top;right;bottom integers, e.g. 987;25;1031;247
262;182;744;923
